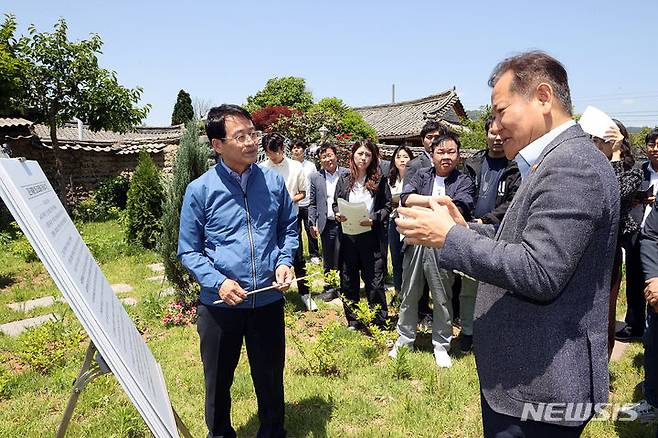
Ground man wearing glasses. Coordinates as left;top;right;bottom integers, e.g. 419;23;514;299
178;104;297;438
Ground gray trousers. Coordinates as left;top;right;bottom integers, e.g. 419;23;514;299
459;276;478;336
395;245;454;352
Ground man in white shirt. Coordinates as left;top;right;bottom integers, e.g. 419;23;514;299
308;144;349;301
291;139;321;264
261;133;317;311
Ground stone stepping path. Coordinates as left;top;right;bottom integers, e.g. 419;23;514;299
111;283;134;294
610;340;630;362
147;263;165;273
328;298;342;307
160;287;174;297
7;296;56;312
121;297;138;306
0;313;56;337
147;275;165;282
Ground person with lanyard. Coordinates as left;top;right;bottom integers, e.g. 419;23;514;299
178;105;297;438
389;132;474;368
333;140;392;330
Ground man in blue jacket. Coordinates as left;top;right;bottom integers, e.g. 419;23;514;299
178;104;298;438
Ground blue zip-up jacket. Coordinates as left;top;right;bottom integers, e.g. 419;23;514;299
177;163;298;308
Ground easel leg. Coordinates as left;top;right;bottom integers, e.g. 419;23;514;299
172;408;193;438
56;342;108;438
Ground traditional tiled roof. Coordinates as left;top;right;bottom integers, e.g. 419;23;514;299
354;88;467;140
0;118;36;142
33;123;184;154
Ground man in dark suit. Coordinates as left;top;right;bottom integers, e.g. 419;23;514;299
397;51;618;436
309;143;349;301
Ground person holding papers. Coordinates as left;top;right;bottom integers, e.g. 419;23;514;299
333;140;392;330
178;105;297;438
389;132;474;368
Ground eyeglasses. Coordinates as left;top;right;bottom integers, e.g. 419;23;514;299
425;134;441;140
222;130;263;144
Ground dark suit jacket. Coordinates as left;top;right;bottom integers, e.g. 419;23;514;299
332;173;392;257
403;151;432;186
400;166;475;220
641;203;658;280
438;125;619;426
308;166;349;234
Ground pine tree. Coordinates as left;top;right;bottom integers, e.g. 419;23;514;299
160;120;210;302
171;89;194;125
125;151;165;248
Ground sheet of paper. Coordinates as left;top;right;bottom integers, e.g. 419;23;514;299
337;198;371;235
579;106;615;139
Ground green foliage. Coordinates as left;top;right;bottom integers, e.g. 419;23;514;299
631;126;654;150
171;89;194;126
269;110;340;145
17;318;85;374
246;77;314;113
125;151;164;249
311;97;377;141
323;269;340;291
389;346;412;380
80;227;142;264
0;366;10;398
288;320;343;376
459;105;491;151
72;175;129;222
160;120;209;302
8;235;38;263
351;300;388;350
0;14;28;116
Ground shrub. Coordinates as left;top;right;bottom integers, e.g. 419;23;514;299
0;367;11;398
288;320;343;376
252;105;300;132
125;151;165;249
72;175;129;222
8;234;38;262
17;318;85;374
160;120;208;303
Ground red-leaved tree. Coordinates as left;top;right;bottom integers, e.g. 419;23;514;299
252;106;300;132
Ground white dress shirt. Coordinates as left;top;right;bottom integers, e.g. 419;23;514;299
515;120;576;179
325;169;339;220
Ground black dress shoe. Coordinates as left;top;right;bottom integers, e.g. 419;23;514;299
615;325;643;342
316;289;338;302
459;334;473;354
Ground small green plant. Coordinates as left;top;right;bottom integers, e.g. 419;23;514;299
324;269;340;291
17;318;85;374
125;151;165;249
8;234;38;262
351;300;388;350
72;175;130;222
389;346;411;380
288;320;342;376
0;366;11;399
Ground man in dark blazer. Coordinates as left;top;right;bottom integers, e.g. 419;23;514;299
397;51;619;436
309;143;349;301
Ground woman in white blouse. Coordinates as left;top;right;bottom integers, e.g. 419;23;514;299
387;145;414;306
333;141;392;330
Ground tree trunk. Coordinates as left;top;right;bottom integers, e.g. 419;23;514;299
49;117;69;211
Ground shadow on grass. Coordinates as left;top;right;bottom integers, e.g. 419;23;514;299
236;396;334;437
633;351;645;372
0;273;16;289
614;420;657;438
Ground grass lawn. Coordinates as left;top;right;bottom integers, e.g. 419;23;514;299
0;220;656;437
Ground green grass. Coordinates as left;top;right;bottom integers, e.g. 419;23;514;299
0;220;655;437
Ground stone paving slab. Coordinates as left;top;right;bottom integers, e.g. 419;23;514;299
160;287;175;297
111;283;134;294
147;275;165;282
0;313;56;337
7;296;56;312
147;263;165;273
328;298;342;307
610;340;630;362
121;297;138;306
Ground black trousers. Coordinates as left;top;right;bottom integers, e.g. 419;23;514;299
481;392;587;438
297;205;319;258
340;230;388;327
197;300;286;438
293;221;310;295
623;233;646;334
320;219;340;289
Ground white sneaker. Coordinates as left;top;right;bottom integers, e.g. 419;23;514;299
310;257;321;265
300;294;318;311
618;400;658;423
434;349;452;368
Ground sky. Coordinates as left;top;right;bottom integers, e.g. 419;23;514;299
4;0;658;128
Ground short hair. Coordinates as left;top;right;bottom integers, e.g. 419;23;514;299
484;118;494;134
291;139;306;150
205;104;252;142
646;128;658;146
488;51;573;115
420;120;447;139
262;132;286;153
431;132;461;152
318;143;337;157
